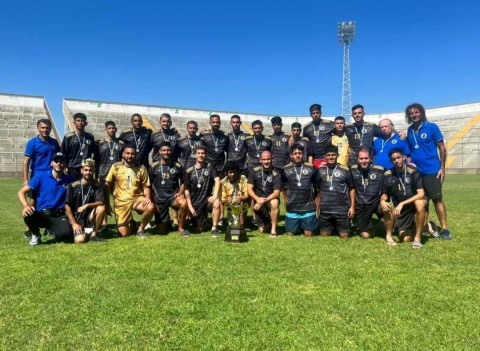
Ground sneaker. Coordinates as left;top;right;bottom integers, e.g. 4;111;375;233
136;231;148;239
218;219;224;227
211;229;220;238
29;234;41;246
440;228;452;240
90;235;106;243
24;230;32;240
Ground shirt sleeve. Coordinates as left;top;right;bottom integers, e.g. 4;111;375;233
431;123;444;143
24;138;34;157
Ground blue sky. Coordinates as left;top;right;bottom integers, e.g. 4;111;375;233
1;0;479;129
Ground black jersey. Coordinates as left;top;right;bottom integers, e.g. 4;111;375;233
247;166;282;198
149;160;183;203
283;162;318;214
227;131;248;169
119;127;153;167
245;135;272;168
302;120;335;160
346;122;381;160
151;129;181;162
383;166;423;205
350;164;385;206
95;139;125;181
61;131;96;169
318;164;353;214
184;163;218;209
200;130;228;172
65;180;105;222
177;135;204;169
270;132;291;169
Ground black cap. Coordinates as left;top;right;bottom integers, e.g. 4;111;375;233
271;116;282;125
52;152;66;162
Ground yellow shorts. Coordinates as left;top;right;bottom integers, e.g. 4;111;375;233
115;196;146;227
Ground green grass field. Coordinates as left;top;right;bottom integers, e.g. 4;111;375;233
1;176;479;350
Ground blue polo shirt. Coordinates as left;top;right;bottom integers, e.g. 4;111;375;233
24;136;60;177
28;170;73;211
373;132;410;169
407;122;443;175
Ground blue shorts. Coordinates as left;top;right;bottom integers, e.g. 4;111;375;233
285;212;318;234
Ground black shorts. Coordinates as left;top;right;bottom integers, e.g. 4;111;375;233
254;203;271;228
155;196;177;224
356;202;382;232
319;212;350;233
396;203;416;232
422;174;443;200
190;200;211;228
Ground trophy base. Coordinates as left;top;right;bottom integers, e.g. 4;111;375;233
225;225;248;243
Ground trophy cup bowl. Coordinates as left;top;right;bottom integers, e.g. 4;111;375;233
225;202;249;243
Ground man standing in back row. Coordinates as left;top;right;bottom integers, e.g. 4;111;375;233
405;103;452;240
302;104;335;168
119;114;153;168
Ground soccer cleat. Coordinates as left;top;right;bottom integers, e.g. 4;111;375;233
24;230;32;240
211;229;220;238
90;235;106;243
136;231;148;239
440;229;452;240
29;234;41;246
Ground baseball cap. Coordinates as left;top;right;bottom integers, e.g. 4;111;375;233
52;152;66;162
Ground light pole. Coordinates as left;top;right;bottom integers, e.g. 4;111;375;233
338;21;356;123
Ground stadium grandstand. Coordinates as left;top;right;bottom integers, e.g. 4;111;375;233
0;93;60;178
1;95;479;177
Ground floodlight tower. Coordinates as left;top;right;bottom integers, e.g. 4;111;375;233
338;21;356;123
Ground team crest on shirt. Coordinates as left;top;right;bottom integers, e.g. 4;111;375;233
370;174;376;180
204;170;209;176
63;183;69;189
282;137;287;142
320;125;325;131
392;139;397;144
169;169;176;174
262;141;267;146
421;133;427;139
363;128;367;133
334;172;341;177
302;169;309;175
267;176;272;182
86;140;91;144
405;178;410;184
240;135;245;140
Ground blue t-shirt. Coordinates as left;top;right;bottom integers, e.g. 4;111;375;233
407;122;443;175
24;136;60;177
28;170;73;211
373;132;410;169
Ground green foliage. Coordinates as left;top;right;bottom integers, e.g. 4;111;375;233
1;176;479;350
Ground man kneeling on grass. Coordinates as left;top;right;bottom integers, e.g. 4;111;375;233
247;150;281;237
105;145;155;238
65;159;106;243
380;148;426;249
149;141;189;237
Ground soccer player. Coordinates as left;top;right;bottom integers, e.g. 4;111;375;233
151;113;181;163
184;146;221;237
302;104;335;168
61;113;96;180
200;114;228;178
119;114;153;167
245;120;272;170
290;122;309;161
105;145;155;238
65;159;106;243
283;144;319;237
331;116;349;166
350;147;386;239
177;120;204;169
227;115;248;174
18;152;74;246
247;150;281;237
23;118;60;184
317;145;355;239
270;116;290;172
149;142;189;236
372;118;410;169
95;121;125;182
221;162;249;227
405;103;452;240
381;148;427;249
345;104;382;166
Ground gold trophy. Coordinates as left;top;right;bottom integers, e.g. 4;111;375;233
225;196;249;243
